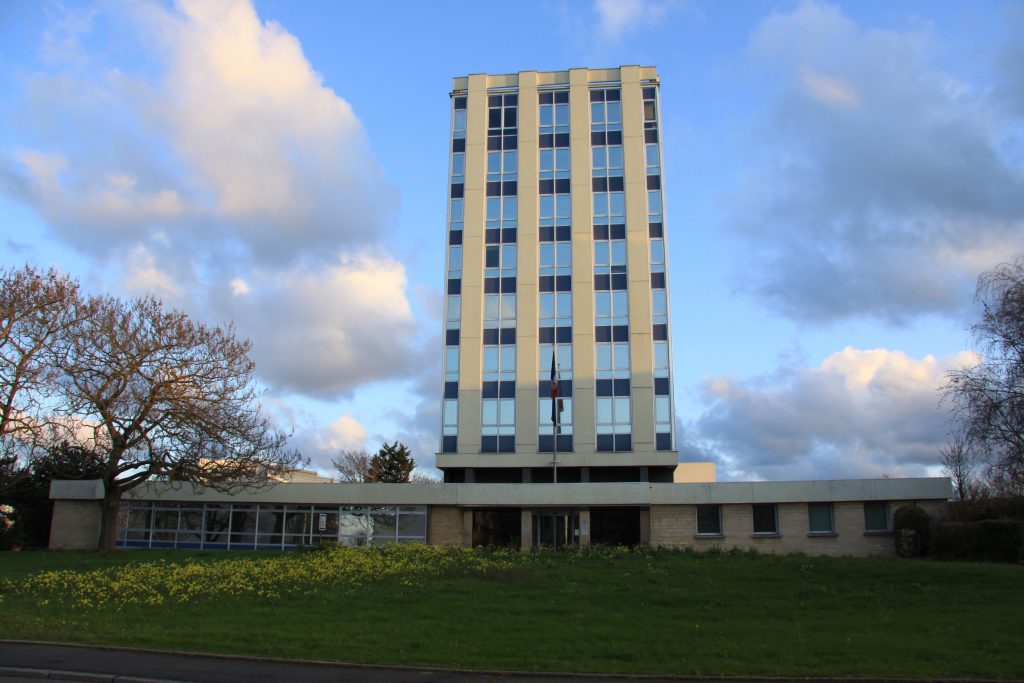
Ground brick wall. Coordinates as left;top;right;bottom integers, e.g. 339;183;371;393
428;505;465;546
649;499;946;557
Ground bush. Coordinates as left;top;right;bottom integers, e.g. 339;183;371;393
894;505;932;557
932;519;1024;562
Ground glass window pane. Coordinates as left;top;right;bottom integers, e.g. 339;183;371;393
556;292;572;317
502;244;517;269
500;345;516;371
596;344;612;371
592;147;606;170
593;193;607;217
501;293;516;319
450;198;463;222
646;144;659;168
864;502;889;531
539;105;552;127
488;151;501;174
610;192;624;216
596;397;613;424
556;194;571;218
613;342;630;370
752;504;777;534
447;295;461;322
612;291;628;315
540;195;554;219
502;197;517;219
555;103;569;126
595;291;611;316
650;239;664;264
487;197;500;220
504;150;517;172
608;146;623;169
499;399;515;424
594;242;610;267
648;191;662;213
611;241;626;266
809;503;834;533
540;293;554;319
449;246;462;270
558;344;572;371
655;341;669;368
482;399;498;425
696;505;721;535
454;110;466;131
607;101;621;123
591;102;604;123
443;400;458;426
652;290;667;317
483;347;499;372
540;149;554;172
614;397;630;424
556;243;571;266
655;396;670;423
484;295;499;320
445;347;459;371
556;148;570;171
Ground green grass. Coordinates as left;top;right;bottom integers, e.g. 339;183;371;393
1;545;1021;678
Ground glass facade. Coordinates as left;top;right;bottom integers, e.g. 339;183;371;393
116;502;428;549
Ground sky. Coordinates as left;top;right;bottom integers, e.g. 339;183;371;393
1;0;1022;481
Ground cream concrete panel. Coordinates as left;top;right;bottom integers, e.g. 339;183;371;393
538;71;570;86
520;509;533;550
579;508;591;547
673;462;716;483
568;68;597;453
487;74;519;88
49;500;102;550
452;77;469;91
517;72;540;451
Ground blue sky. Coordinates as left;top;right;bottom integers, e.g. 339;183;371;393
1;0;1022;480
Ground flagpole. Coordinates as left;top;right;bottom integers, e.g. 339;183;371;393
551;348;559;484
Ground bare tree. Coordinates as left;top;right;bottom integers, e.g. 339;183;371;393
945;256;1024;496
940;429;985;501
54;295;296;551
0;266;84;453
331;448;372;482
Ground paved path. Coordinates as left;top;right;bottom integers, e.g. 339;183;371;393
0;641;705;683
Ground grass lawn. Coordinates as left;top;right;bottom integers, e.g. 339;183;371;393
0;545;1021;679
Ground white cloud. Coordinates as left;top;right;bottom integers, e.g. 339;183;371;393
734;1;1024;324
694;347;978;480
594;0;676;41
319;414;368;452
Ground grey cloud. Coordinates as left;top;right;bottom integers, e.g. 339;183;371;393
732;2;1024;324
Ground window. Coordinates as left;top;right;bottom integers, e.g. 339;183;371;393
864;501;890;532
696;505;722;536
752;504;778;535
481;398;515;453
808;503;835;534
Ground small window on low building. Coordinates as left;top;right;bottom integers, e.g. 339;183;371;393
695;504;722;536
752;503;778;534
864;501;890;532
808;502;834;534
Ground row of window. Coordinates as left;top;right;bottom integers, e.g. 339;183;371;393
694;502;892;537
115;503;429;550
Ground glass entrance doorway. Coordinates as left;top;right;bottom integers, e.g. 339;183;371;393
532;510;579;549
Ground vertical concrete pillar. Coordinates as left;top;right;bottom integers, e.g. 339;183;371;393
639;508;651;545
462;509;474;547
579;508;591;547
520;508;533;551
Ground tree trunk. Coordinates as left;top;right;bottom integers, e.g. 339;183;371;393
98;488;122;553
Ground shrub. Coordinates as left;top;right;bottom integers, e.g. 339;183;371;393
932;519;1024;562
893;505;931;557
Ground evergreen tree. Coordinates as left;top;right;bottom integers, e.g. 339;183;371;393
368;441;415;483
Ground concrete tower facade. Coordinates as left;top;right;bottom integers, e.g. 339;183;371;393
438;66;677;484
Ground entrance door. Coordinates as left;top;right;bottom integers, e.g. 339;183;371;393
532;510;579;549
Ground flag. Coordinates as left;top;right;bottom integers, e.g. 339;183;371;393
550;350;563;433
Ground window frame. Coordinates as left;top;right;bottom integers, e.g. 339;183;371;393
863;501;891;533
751;503;779;536
695;504;723;537
807;502;836;535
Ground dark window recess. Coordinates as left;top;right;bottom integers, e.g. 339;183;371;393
504;108;517;127
488;94;502;107
595;325;612;342
647;175;661;190
653;324;668;341
483;328;499;345
488;109;502;128
487;136;502;151
645;129;658;143
451;183;464;198
656;432;672;451
596;379;613;396
498;435;515;453
447;279;461;295
538;434;573;453
651;272;666;288
642;87;656;100
482;381;498;399
486;228;501;244
540;225;555;242
591;131;606;146
555;91;569;104
556;275;571;292
593;224;609;240
486;246;500;267
606;90;620;101
590;90;604;102
540;179;555;194
609;176;624;192
555;178;570;194
595;274;611;290
454;96;467;110
484;278;500;294
592;177;608;192
442;436;457;453
502;227;517;243
607;130;622;145
596;434;614;451
498;381;516;398
452;138;465;153
448;230;463;246
499;327;516;345
540;92;553;104
556;225;571;241
486;181;501;197
539;133;554;149
539;326;555;343
539;276;555;292
613;325;629;341
655;377;670;395
555;133;570;147
501;277;516;293
614;378;631;396
614;434;631;451
445;329;460;346
753;504;778;534
556;326;572;343
611;274;627;290
611;224;626;239
503;180;517;196
504;94;518;105
648;222;663;238
503;135;517;150
444;381;459;399
481;436;498;453
538;379;572;397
